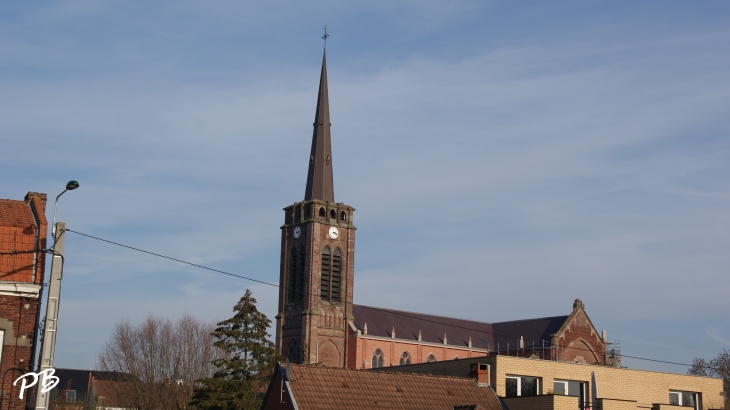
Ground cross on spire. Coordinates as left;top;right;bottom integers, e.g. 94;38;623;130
322;25;329;48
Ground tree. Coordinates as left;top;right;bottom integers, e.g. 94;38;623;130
688;349;730;409
98;314;221;410
192;289;281;410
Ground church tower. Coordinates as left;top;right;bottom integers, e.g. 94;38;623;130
275;50;355;368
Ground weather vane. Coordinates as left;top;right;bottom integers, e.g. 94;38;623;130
322;25;329;48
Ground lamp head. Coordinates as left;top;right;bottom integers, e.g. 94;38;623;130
66;180;80;190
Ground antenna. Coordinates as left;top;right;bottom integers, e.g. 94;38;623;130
322;25;329;48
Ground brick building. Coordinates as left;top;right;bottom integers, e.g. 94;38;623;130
275;51;611;371
376;356;726;410
0;192;48;410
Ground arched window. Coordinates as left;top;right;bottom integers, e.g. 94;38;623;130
331;249;342;302
319;207;326;217
320;247;331;300
399;351;412;366
287;247;298;303
426;353;437;362
372;348;385;368
330;209;336;219
340;211;347;221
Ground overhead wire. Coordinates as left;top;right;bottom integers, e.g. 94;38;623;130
61;228;721;372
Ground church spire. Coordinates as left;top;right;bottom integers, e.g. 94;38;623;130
304;50;335;202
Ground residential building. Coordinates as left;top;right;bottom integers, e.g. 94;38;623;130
376;355;726;410
260;362;503;410
0;192;48;410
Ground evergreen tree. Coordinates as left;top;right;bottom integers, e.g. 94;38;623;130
192;289;281;410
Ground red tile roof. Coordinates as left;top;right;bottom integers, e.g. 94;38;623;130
281;363;502;410
0;199;35;227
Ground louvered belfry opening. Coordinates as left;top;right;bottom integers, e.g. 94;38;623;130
320;247;331;300
288;247;298;303
331;248;342;302
320;246;342;302
296;247;305;301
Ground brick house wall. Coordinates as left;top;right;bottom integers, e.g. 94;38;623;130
0;192;47;410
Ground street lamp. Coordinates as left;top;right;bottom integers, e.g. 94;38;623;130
51;180;79;239
35;180;79;410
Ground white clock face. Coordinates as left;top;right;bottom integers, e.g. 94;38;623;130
293;226;301;239
328;227;339;239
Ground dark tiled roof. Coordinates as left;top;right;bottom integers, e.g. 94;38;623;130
285;363;502;410
0;200;35;227
353;305;567;349
372;356;486;378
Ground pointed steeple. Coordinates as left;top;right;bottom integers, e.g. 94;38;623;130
304;50;335;202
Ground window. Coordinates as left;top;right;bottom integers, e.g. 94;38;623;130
288;247;305;303
340;211;347;221
372;348;385;368
427;353;437;362
330;209;336;219
320;247;342;302
288;248;298;303
66;390;76;402
320;247;330;300
670;391;699;410
319;207;326;217
399;351;411;365
506;376;540;397
554;380;585;408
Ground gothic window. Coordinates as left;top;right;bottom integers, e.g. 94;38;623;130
330;209;336;219
304;204;311;218
296;247;305;301
399;351;411;365
319;207;326;217
320;247;331;300
320;247;342;302
287;253;296;302
372;348;385;368
426;353;437;362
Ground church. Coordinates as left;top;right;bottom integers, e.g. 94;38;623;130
274;51;612;370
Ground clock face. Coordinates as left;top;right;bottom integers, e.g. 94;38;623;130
293;226;301;239
328;226;339;239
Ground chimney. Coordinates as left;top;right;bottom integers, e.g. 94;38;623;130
391;326;395;339
469;363;491;386
443;333;447;345
468;336;472;348
519;336;524;349
25;192;48;213
363;323;368;335
602;330;606;341
418;329;422;341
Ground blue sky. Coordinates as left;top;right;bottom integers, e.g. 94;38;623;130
1;1;729;373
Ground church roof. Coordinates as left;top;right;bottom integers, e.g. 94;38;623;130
275;363;502;410
352;305;568;349
304;50;335;202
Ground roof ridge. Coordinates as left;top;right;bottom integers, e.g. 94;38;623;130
290;364;475;382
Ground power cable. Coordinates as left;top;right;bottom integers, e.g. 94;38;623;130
62;229;722;372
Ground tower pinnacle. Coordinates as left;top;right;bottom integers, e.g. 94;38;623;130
304;50;335;202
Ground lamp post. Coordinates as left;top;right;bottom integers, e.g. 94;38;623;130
35;181;79;410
